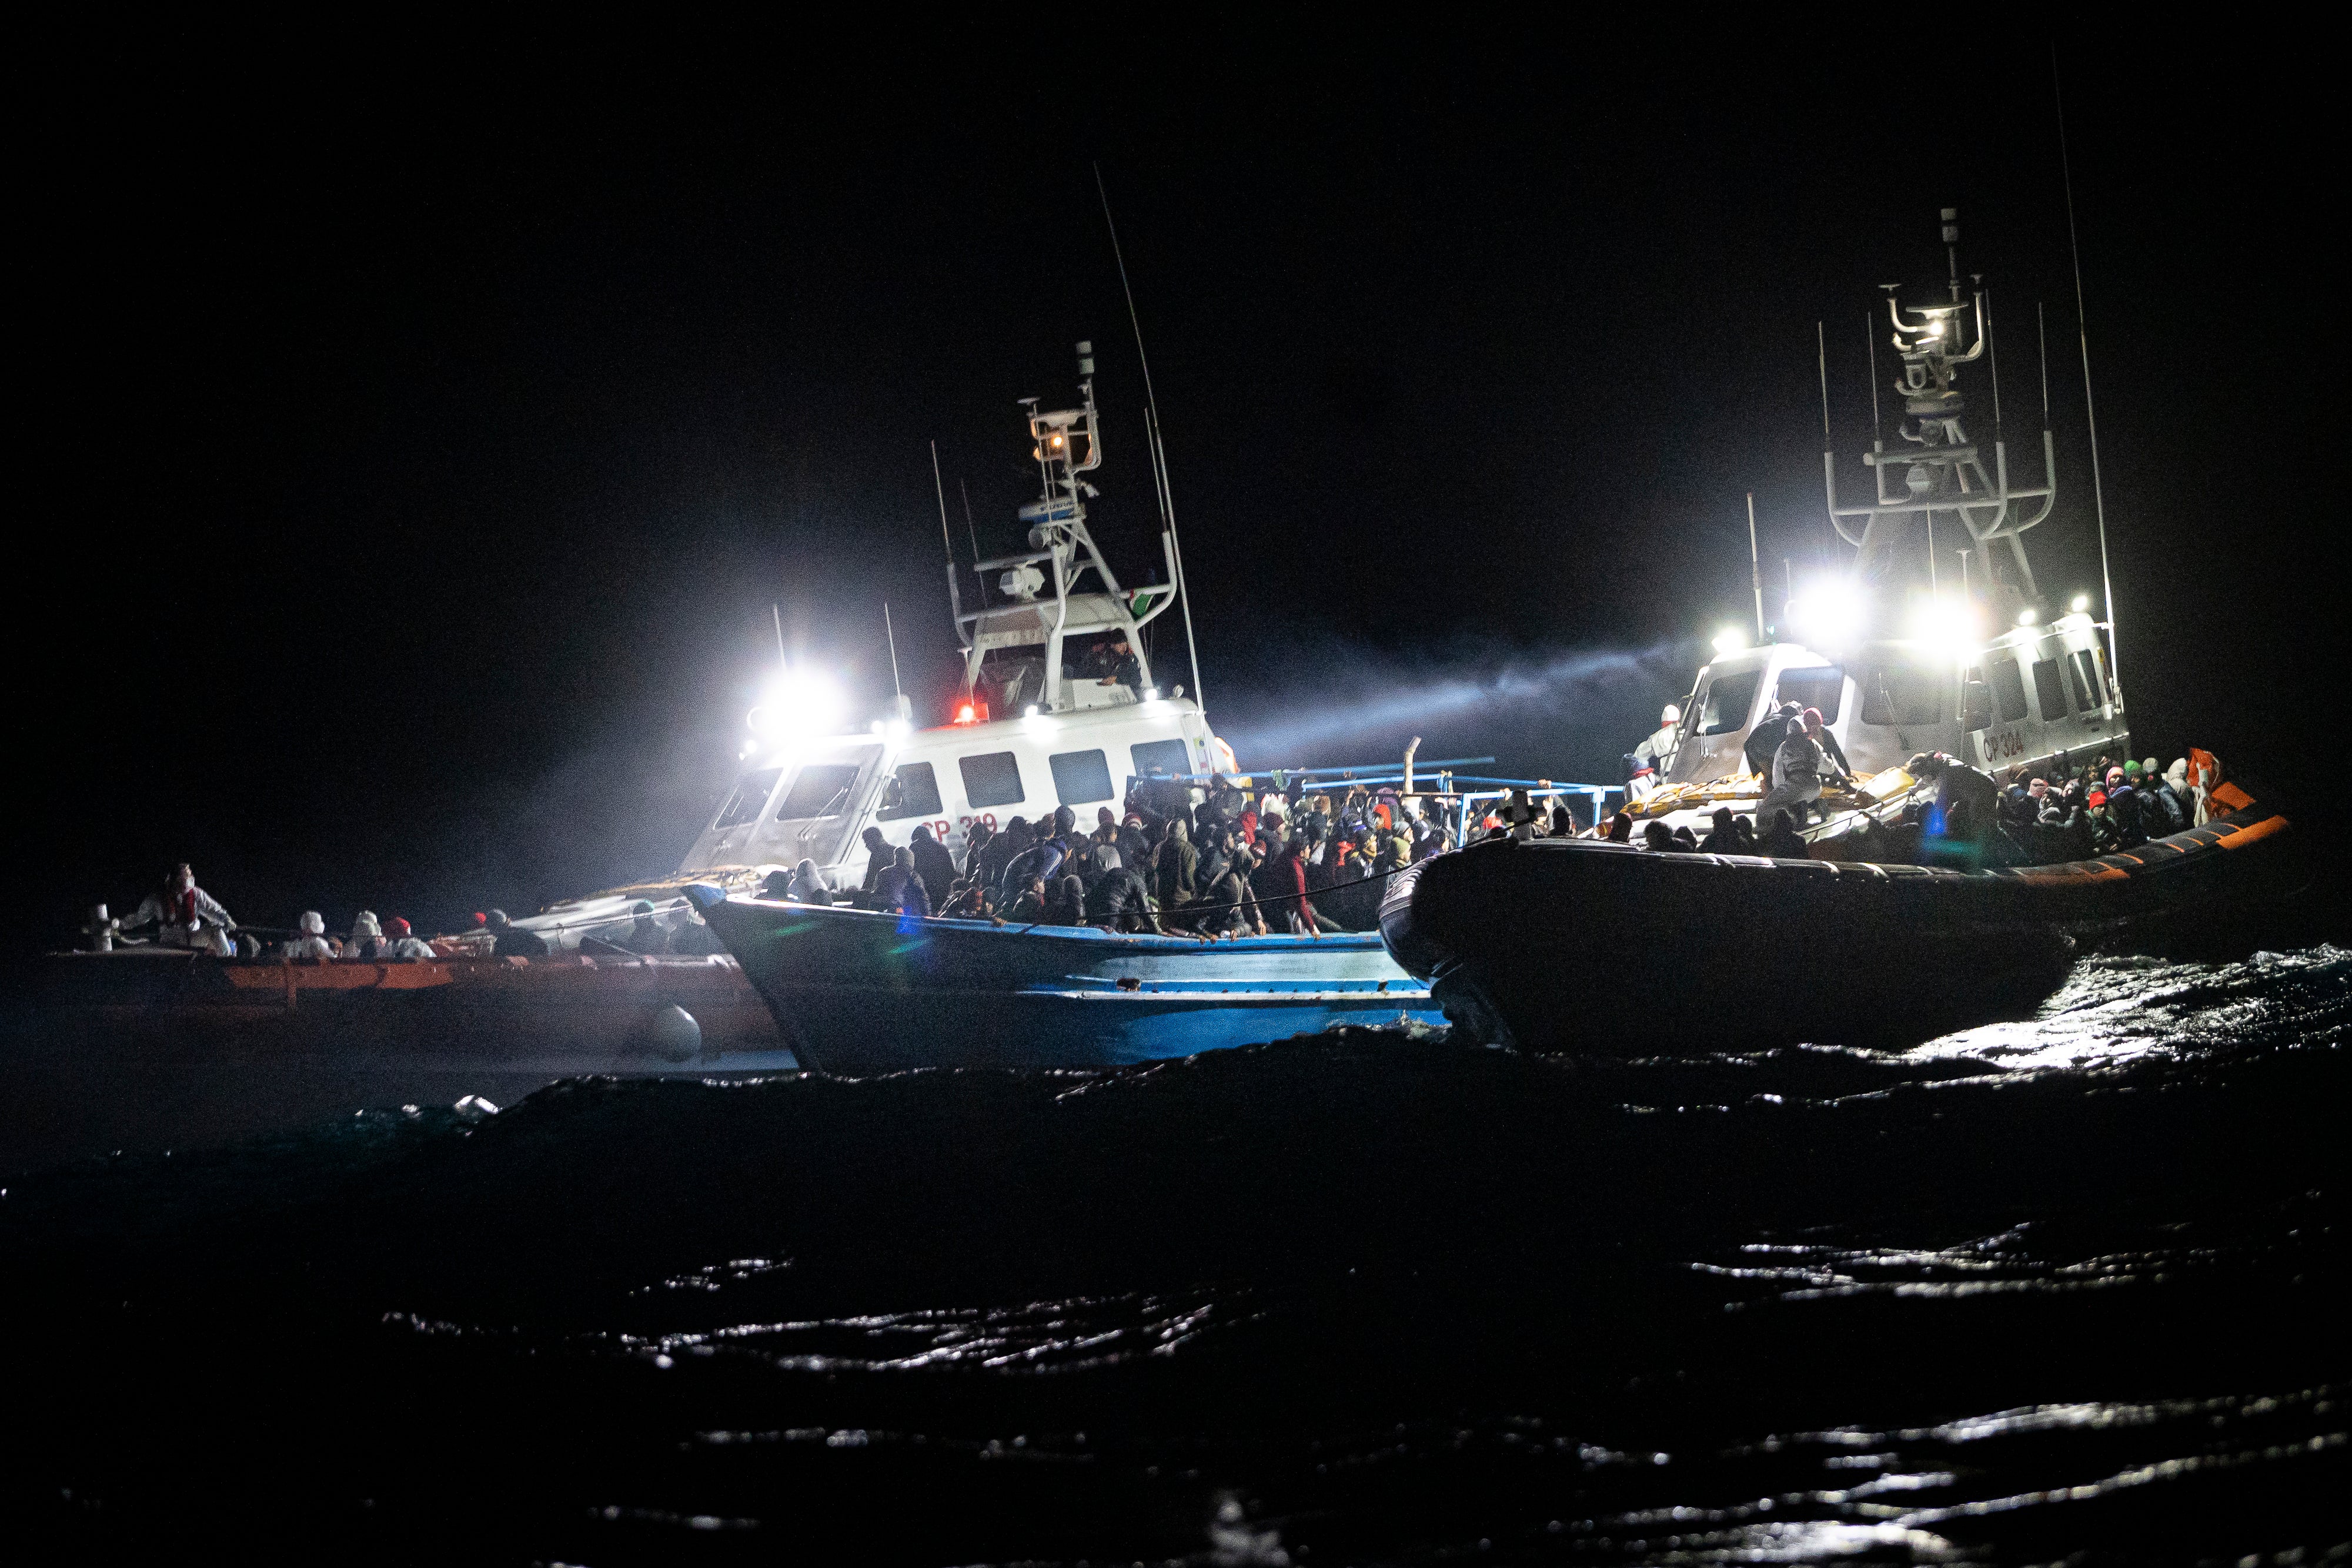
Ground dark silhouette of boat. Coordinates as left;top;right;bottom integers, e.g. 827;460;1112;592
1377;782;2298;1052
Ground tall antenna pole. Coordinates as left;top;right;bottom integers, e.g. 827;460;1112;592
1745;492;1765;641
958;477;986;605
772;604;787;669
1815;320;1832;443
2055;50;2121;698
1097;162;1207;714
883;601;904;705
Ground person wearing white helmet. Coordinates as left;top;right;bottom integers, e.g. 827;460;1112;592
280;910;338;962
345;911;385;959
1628;704;1682;800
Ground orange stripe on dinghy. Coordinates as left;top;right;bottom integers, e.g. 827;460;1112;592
2217;813;2289;850
2211;781;2254;811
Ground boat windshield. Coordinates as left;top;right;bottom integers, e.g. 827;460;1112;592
775;758;871;822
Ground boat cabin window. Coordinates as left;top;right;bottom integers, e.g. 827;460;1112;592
2069;649;2107;711
1775;666;1844;724
2031;657;2070;718
958;750;1027;809
1989;658;2031;723
1049;748;1116;806
1131;738;1191;781
711;767;782;831
774;762;864;821
874;761;944;822
1695;670;1762;735
1858;664;1946;726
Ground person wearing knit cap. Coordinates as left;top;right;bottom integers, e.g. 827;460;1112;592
383;918;436;961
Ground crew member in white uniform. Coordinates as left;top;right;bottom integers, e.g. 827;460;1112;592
119;862;238;955
1629;705;1681;800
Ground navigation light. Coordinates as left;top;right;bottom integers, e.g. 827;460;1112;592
2070;593;2092;614
2017;608;2038;627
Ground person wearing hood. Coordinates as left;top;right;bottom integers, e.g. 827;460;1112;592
1081;844;1157;931
980;817;1029;890
119;862;238;955
1154;816;1199;916
485;908;549;958
961;819;997;882
908;825;958;908
619;900;670;954
343;911;386;960
1760;709;1831;828
382;917;437;961
1195;841;1264;937
781;859;830;903
1000;824;1067;898
2151;759;2194;836
875;846;931;917
1629;704;1682;798
857;825;892;904
1907;752;1998;842
281;910;338;962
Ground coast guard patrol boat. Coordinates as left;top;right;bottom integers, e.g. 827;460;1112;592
1626;209;2132;840
537;345;1238;933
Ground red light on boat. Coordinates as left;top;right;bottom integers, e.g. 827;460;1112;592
954;701;989;724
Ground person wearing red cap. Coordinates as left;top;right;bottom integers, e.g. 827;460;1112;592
383;918;437;961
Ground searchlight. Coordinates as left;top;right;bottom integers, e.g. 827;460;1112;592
1711;627;1749;656
747;666;846;744
1784;578;1866;647
2070;593;2092;614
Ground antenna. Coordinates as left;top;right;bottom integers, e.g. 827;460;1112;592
1745;492;1765;641
958;477;986;606
1866;312;1883;444
1814;320;1831;442
1983;283;2003;433
2036;302;2052;427
2055;48;2120;698
772;604;787;668
931;440;967;664
883;601;904;708
1097;162;1206;714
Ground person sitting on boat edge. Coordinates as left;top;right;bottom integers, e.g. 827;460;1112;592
779;858;831;904
2153;760;2196;835
344;910;385;960
665;906;726;955
1083;845;1159;932
857;825;892;904
118;862;239;955
619;900;670;955
282;910;338;962
1699;806;1740;855
875;846;931;918
1905;752;1998;842
907;825;958;907
1195;842;1265;937
485;908;549;958
1044;875;1088;927
1760;809;1809;858
382;917;437;961
1004;873;1049;924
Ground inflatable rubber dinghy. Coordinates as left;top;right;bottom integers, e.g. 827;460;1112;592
1378;779;2298;1052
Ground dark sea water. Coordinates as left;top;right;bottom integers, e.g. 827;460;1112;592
6;922;2347;1562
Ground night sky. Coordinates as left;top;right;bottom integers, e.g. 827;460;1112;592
20;28;2328;947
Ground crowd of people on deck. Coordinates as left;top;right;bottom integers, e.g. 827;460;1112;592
101;862;726;963
1602;746;2210;867
765;775;1452;935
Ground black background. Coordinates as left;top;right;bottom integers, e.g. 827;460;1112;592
17;23;2329;946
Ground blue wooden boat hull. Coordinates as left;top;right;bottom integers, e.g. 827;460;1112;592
686;891;1442;1074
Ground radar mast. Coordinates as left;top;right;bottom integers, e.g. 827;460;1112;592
1824;209;2057;611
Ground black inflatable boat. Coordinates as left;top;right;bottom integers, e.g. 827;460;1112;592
1378;780;2300;1051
